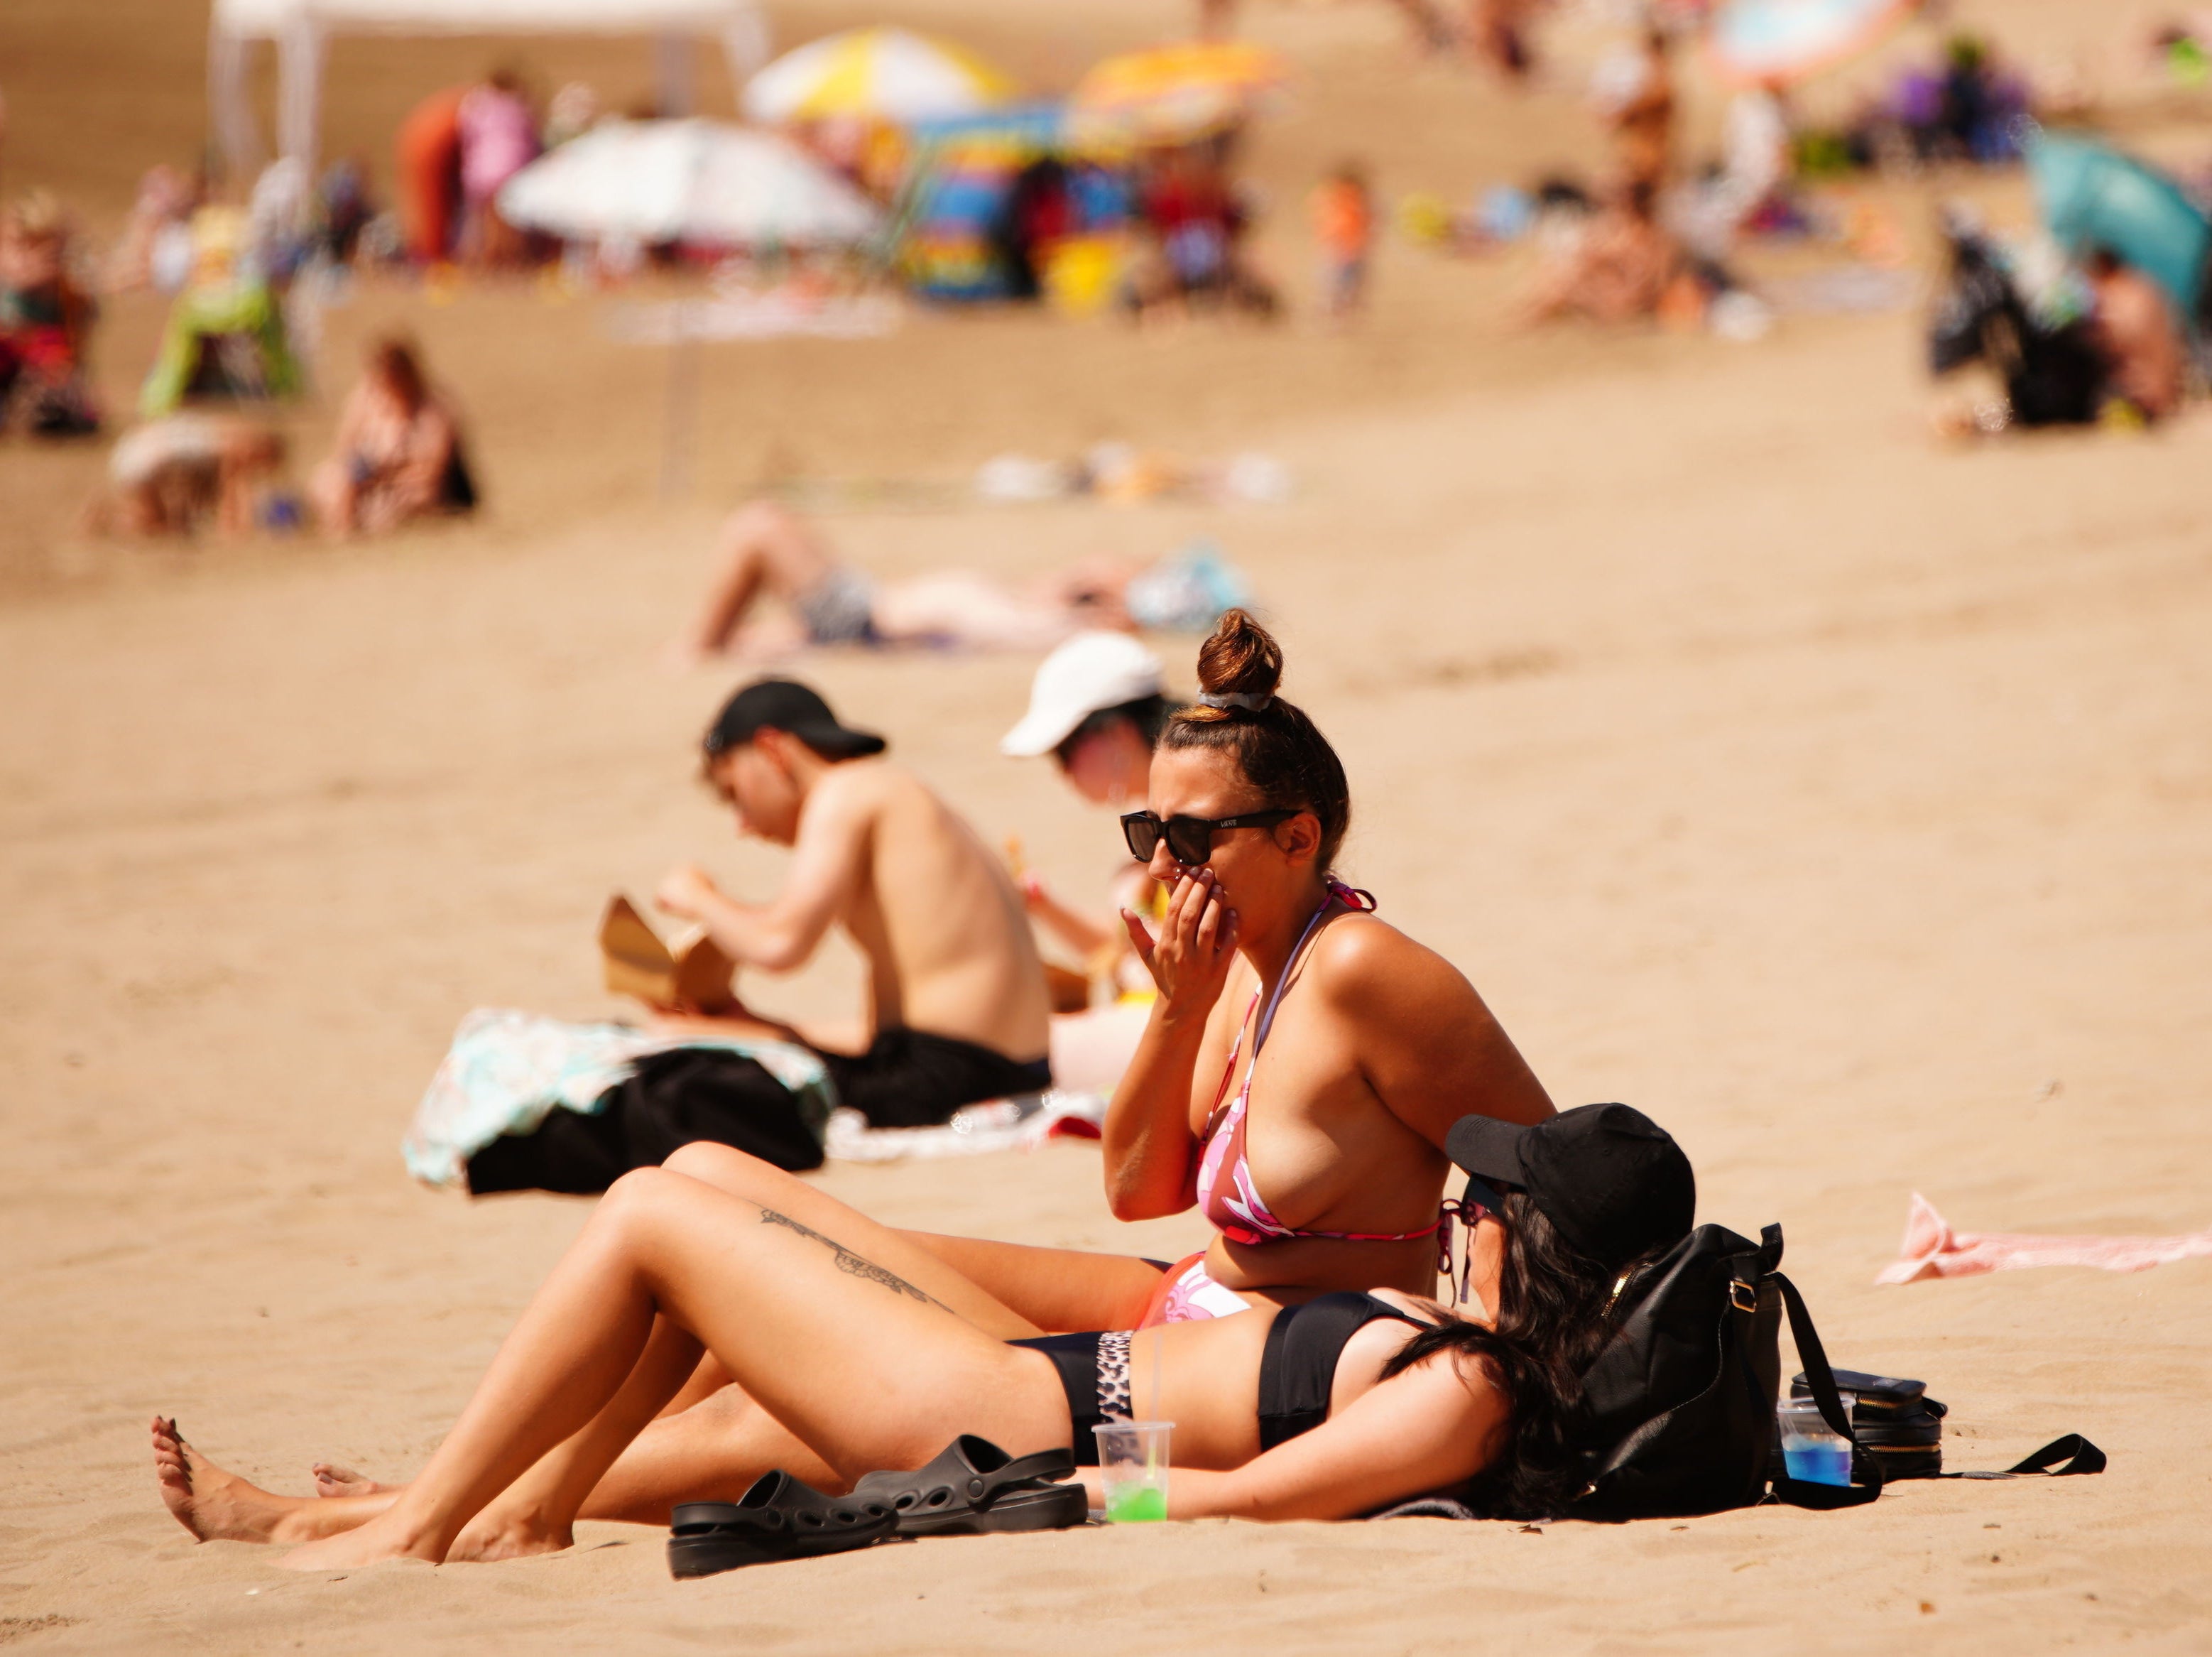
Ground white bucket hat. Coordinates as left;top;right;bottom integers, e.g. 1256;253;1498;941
1001;631;1166;757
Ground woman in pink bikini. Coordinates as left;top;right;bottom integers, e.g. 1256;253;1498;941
816;604;1553;1332
1095;604;1555;1322
298;609;1559;1530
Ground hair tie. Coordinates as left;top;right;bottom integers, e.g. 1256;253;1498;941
1197;691;1272;712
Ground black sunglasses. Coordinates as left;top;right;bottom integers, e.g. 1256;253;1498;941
1121;808;1300;866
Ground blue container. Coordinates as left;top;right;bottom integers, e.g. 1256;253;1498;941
1781;1438;1852;1487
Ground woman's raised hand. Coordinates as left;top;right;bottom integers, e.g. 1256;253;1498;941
1122;868;1239;1023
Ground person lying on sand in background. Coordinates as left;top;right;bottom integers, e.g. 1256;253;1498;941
674;498;1165;662
152;1105;1696;1563
307;335;476;538
464;677;1053;1197
379;612;1557;1520
83;412;287;538
1522;178;1684;327
1001;630;1182;1094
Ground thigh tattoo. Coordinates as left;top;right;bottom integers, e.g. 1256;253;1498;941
758;1207;954;1314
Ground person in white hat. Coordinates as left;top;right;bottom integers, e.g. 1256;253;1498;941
1001;631;1179;1090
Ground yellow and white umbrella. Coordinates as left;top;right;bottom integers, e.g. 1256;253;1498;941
742;26;1018;125
1067;40;1290;148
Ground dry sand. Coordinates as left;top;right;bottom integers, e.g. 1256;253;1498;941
4;1;2211;1652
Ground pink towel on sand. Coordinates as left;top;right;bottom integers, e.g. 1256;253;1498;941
1877;1191;2212;1284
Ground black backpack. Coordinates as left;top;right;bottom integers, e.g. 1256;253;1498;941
1568;1222;2104;1520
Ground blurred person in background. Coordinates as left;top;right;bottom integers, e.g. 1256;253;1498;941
138;207;300;416
1001;632;1183;1093
309;335;475;536
85;413;289;538
1522;178;1682;325
2084;246;2187;423
1602;24;1676;194
458;67;540;268
1468;0;1539;77
314;156;376;265
674;499;1206;660
0;190;101;436
1310;160;1375;322
104;165;201;293
396;87;467;265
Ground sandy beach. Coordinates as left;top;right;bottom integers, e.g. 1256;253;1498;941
4;0;2211;1650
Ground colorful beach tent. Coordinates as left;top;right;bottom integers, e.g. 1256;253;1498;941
2028;130;2211;319
1067;40;1290;148
892;104;1132;300
1706;0;1914;86
894;104;1063;298
742;27;1016;125
498;118;881;246
207;0;771;177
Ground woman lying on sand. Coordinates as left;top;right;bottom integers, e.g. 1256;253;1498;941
295;610;1559;1526
153;1104;1693;1563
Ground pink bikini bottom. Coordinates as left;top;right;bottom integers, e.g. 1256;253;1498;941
1136;1251;1259;1328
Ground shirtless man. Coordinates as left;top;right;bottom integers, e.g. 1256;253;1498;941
464;678;1052;1195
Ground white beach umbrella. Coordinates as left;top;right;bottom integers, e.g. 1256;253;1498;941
741;26;1015;125
498;117;881;246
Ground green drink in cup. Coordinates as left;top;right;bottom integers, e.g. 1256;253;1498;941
1094;1420;1172;1523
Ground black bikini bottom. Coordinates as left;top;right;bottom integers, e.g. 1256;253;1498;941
1008;1293;1427;1465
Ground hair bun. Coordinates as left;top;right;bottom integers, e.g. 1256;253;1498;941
1194;609;1283;705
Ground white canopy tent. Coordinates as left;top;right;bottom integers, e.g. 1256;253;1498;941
207;0;772;178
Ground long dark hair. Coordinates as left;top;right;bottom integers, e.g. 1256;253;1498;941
1161;610;1352;872
1383;1191;1660;1519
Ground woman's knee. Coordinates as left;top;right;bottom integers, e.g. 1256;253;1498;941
660;1139;787;1197
597;1165;689;1228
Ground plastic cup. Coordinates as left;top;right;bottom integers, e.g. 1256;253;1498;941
1778;1393;1856;1487
1093;1420;1172;1523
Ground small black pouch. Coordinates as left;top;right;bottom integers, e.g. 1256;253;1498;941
1791;1369;1947;1479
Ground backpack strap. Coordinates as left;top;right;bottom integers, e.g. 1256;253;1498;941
1757;1223;1784;1275
1770;1271;1884;1509
1945;1435;2106;1480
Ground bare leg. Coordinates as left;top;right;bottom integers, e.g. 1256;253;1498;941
679;499;841;660
557;1384;841;1523
153;1417;398;1545
868;571;1074;651
308;460;356;539
298;1146;1162;1547
268;1168;1070;1569
308;1141;1061;1543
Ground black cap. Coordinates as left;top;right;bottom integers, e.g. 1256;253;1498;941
1445;1103;1694;1270
704;679;886;762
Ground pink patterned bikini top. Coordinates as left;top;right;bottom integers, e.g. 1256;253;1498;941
1192;881;1446;1250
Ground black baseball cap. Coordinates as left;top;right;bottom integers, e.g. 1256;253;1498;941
1446;1103;1694;1270
703;679;887;762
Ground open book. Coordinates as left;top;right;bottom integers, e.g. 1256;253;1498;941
599;895;739;1014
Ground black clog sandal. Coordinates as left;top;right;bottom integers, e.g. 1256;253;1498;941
850;1435;1089;1537
668;1470;896;1579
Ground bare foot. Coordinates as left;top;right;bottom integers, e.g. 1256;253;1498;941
311;1462;393;1499
152;1416;312;1545
447;1504;574;1563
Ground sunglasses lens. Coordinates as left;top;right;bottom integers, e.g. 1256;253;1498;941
1122;815;1161;861
1167;820;1213;865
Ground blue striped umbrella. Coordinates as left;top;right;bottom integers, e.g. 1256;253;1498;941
2028;130;2210;316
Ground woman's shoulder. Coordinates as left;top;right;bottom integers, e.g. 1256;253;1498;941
1306;910;1469;1001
